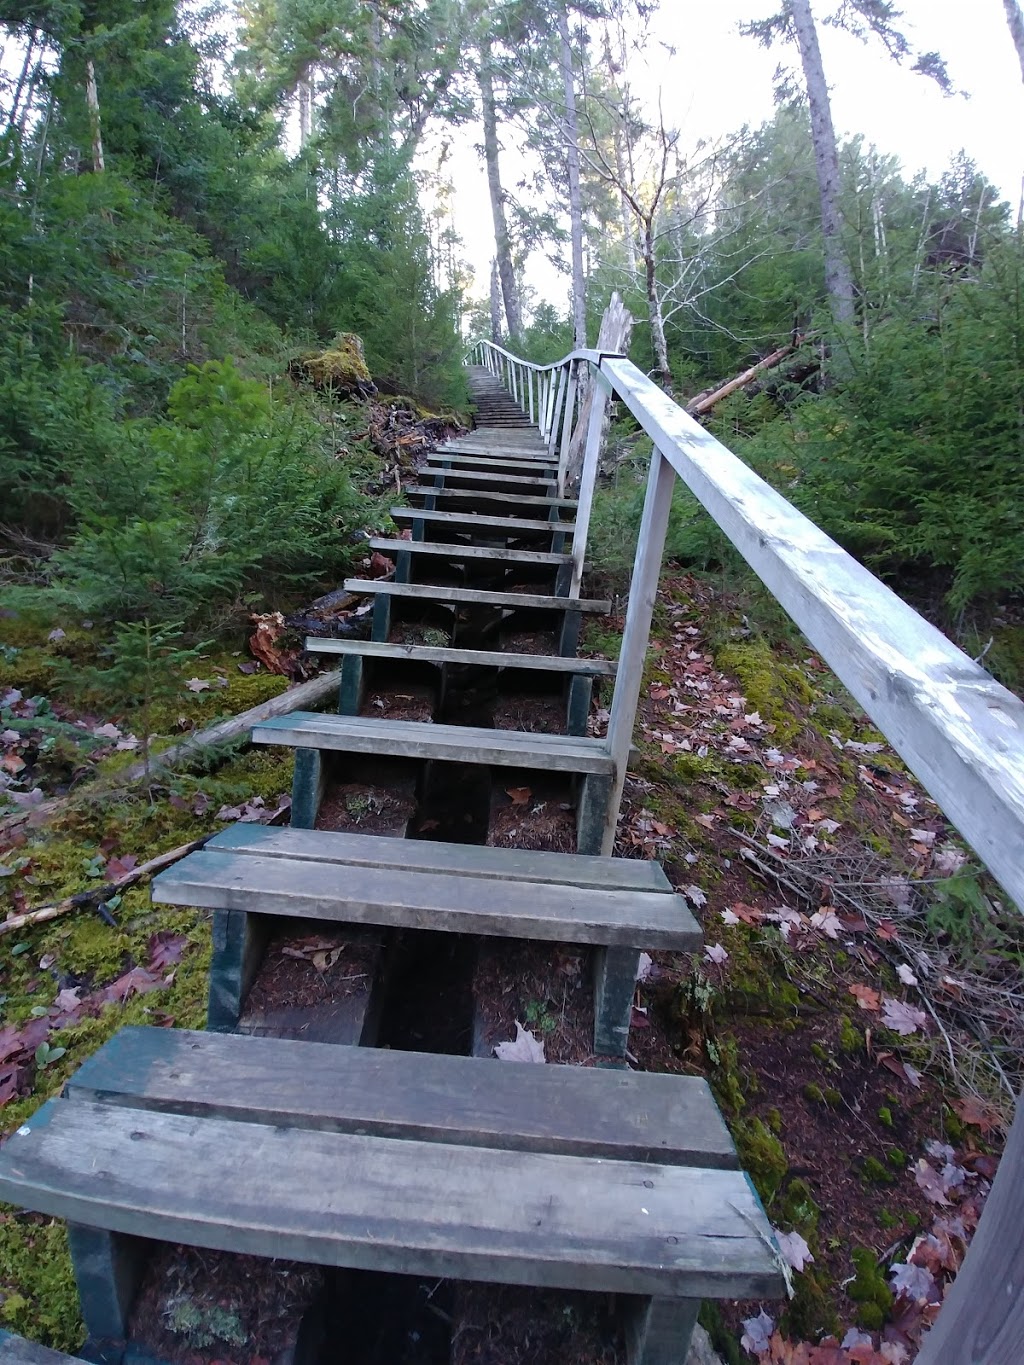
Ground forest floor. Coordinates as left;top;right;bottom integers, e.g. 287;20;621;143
0;570;1017;1364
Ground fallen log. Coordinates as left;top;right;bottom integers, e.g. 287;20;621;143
686;343;798;417
0;668;341;838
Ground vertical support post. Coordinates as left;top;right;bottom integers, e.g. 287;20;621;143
338;654;365;714
528;369;535;425
576;771;611;854
548;366;568;458
207;907;272;1031
567;374;606;598
291;748;327;829
558;362;579;497
565;673;592;735
623;1297;700;1365
593;945;642;1056
67;1224;151;1364
601;447;675;856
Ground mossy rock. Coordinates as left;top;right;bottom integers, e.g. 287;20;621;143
289;333;376;398
733;1116;787;1203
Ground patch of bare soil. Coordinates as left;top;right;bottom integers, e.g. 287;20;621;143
316;780;417;835
499;629;557;656
473;938;595;1065
450;1284;624;1365
128;1243;324;1364
361;684;435;723
488;774;576;853
491;692;565;733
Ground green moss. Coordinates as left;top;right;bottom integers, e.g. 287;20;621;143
783;1265;839;1341
765;1107;783;1135
839;1015;862;1056
714;637;815;745
734;1117;788;1203
0;1214;83;1351
803;1082;824;1103
778;1177;820;1234
293;332;373;393
849;1246;894;1330
886;1147;907;1168
809;1042;829;1064
878;1208;901;1231
877;1106;894;1129
860;1155;895;1186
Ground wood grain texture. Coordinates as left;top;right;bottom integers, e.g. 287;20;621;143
1;1099;783;1298
305;637;616;676
250;711;615;772
426;454;558;472
390;507;575;533
426;468;555;487
207;822;668;891
0;1333;89;1364
404;487;578;508
368;538;569;565
152;850;701;949
68;1027;736;1167
343;580;610;612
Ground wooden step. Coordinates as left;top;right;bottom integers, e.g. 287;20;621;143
306;637;617;677
427;454;557;473
70;1027;735;1166
343;580;610;612
404;486;577;509
369;538;569;567
205;823;659;891
252;712;614;772
4;1076;780;1307
391;508;575;534
152;850;699;949
426;468;555;488
0;1335;88;1364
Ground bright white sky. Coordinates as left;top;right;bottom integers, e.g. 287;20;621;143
440;0;1024;315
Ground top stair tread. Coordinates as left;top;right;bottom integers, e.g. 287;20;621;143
68;1025;736;1167
251;711;615;772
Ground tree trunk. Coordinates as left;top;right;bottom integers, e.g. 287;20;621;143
478;36;522;339
6;29;36;134
85;57;105;173
557;2;587;348
642;217;671;383
1003;0;1024;82
789;0;855;323
297;72;312;146
489;258;503;343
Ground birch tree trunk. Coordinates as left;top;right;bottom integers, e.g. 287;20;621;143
297;72;312;147
85;58;105;173
789;0;855;324
557;1;588;348
478;36;522;339
642;218;671;383
1003;0;1024;82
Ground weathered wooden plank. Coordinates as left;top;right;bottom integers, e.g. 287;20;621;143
368;538;569;566
390;508;576;533
207;823;669;892
427;468;555;488
152;851;700;949
624;1298;700;1365
404;486;578;508
426;454;558;472
68;1027;736;1168
250;712;615;773
0;1333;90;1364
305;638;617;676
343;580;610;612
2;1099;783;1299
602;355;1024;911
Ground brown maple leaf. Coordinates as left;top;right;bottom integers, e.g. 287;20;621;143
849;983;881;1011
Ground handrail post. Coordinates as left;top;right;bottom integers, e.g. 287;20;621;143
528;370;535;426
601;447;675;855
542;371;555;441
567;370;605;598
548;366;568;458
558;362;578;498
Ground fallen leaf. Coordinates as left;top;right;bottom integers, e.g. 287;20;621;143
683;884;707;908
849;983;881;1012
635;952;654;982
185;677;211;692
102;966;164;1005
774;1228;814;1272
505;787;531;806
915;1158;951;1206
896;964;918;986
882;997;928;1037
104;853;138;881
740;1309;774;1356
951;1096;1001;1134
890;1261;939;1303
494;1021;545;1064
704;943;729;965
810;908;841;940
148;931;188;972
2;753;25;774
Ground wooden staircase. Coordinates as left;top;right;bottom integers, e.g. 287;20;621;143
0;361;784;1364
